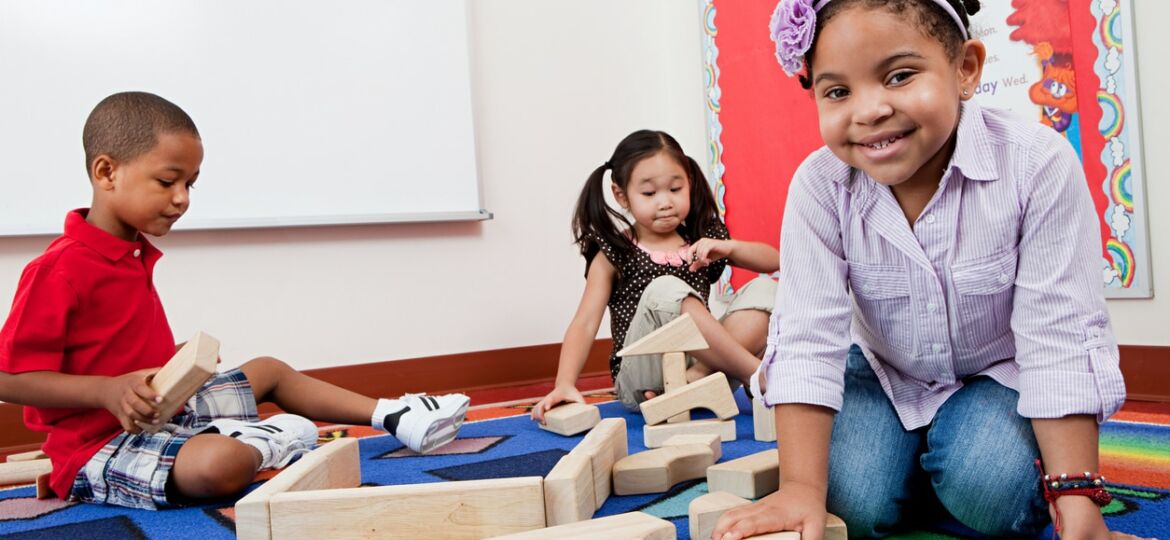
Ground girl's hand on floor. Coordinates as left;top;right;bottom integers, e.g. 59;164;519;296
530;386;585;423
102;368;162;434
709;482;827;540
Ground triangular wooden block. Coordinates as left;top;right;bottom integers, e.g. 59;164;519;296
616;313;708;356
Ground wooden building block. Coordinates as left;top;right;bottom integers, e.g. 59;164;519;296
538;402;600;436
139;331;219;433
487;511;675;540
544;452;594;526
743;514;847;540
745;533;800;539
569;417;628;509
753;399;776;442
235;438;361;540
268;477;546;540
0;458;51;484
612;444;715;495
5;449;47;462
662;351;690;424
706;449;779;500
35;472;52;499
644;419;736;448
689;491;750;540
639;372;737;426
661;433;721;461
616;313;708;356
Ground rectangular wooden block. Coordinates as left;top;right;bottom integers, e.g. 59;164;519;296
140;331;219;433
268;477;546;540
661;433;721;461
744;514;847;540
753;399;776;442
5;449;47;462
235;438;362;540
0;458;51;485
487;511;675;540
569;417;628;509
644;419;736;448
706;450;779;500
662;352;690;424
639;372;737;426
538;402;601;436
689;491;750;540
544;452;594;526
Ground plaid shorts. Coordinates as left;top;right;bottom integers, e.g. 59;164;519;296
71;368;258;510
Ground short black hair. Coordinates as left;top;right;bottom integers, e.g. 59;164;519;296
800;0;982;89
82;91;200;178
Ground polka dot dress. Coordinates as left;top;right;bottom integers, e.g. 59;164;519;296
588;221;730;379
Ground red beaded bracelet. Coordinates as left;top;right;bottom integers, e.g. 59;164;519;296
1035;460;1113;538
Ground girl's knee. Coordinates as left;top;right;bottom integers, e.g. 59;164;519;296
933;466;1048;537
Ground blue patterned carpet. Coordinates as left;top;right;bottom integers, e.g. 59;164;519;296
1;396;1167;539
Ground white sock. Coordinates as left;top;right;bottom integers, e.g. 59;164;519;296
240;437;275;470
371;398;407;435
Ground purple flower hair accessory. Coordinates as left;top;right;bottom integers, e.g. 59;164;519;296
769;0;818;77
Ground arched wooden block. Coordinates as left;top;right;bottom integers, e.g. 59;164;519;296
487;512;674;539
639;372;738;426
612;444;715;495
616;313;708;356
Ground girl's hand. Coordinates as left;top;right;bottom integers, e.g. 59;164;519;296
709;483;827;540
101;368;162;434
1051;497;1154;540
689;238;734;272
531;385;586;423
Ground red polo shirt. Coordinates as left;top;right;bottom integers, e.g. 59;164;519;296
0;209;176;498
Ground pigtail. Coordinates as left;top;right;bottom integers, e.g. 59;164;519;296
572;163;634;268
957;0;981;17
681;155;721;244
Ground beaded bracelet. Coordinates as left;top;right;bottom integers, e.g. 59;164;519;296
1035;460;1113;538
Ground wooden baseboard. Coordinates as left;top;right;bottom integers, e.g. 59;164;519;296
2;341;1167;451
0;339;613;451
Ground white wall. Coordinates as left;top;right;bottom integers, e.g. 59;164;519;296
0;0;1166;373
0;0;709;370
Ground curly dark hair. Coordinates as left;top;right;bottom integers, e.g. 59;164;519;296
799;0;983;89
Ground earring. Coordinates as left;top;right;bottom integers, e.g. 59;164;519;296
962;88;971;96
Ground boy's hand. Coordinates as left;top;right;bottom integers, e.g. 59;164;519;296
710;482;826;540
531;386;585;423
688;238;734;273
102;368;162;434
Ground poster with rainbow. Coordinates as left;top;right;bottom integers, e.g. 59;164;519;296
700;0;1151;298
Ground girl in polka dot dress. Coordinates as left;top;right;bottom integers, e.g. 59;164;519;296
531;130;779;421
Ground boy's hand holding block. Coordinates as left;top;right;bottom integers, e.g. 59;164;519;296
137;331;220;433
538;402;600;436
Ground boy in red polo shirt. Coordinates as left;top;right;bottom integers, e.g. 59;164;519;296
0;92;469;510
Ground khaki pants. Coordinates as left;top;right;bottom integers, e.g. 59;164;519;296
614;275;776;411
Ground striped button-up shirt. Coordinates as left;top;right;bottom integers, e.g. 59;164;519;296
756;101;1126;430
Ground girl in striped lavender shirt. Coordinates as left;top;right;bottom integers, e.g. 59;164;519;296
714;1;1138;539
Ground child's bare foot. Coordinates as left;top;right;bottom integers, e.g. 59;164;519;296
685;363;712;383
643;390;658;401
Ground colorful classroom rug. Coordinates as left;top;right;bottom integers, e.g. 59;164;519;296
1;393;1167;539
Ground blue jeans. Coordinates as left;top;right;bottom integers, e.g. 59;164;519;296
826;346;1050;538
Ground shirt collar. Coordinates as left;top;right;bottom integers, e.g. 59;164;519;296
63;209;163;263
947;100;999;182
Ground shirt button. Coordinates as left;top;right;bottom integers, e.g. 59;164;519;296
998;273;1010;284
133;249;142;258
932;343;944;353
924;213;936;224
927;303;938;313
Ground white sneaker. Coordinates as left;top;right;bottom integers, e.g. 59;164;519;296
382;393;470;454
206;414;319;469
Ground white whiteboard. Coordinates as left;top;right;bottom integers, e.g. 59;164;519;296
0;0;487;236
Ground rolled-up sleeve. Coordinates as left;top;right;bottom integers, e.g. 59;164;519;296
1012;129;1126;422
756;156;854;410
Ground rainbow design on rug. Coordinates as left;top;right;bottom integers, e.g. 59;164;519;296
1106;238;1135;287
1110;160;1133;212
1098;91;1124;140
